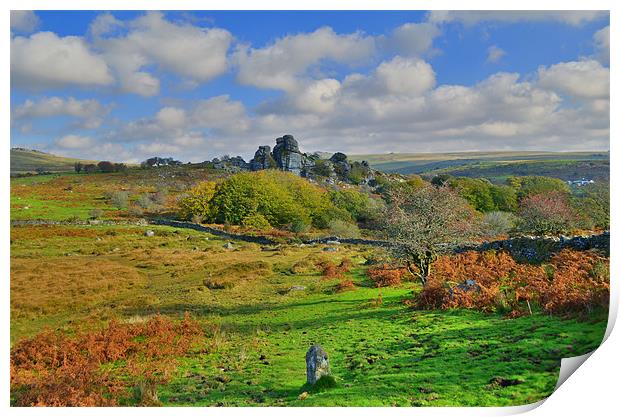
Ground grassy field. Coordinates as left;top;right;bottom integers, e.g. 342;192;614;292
348;151;609;182
9;170;608;406
10;148;99;175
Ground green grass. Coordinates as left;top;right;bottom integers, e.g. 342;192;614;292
9;169;608;407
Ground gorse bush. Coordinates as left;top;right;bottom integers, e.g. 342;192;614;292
180;171;352;230
10;314;203;406
178;182;217;221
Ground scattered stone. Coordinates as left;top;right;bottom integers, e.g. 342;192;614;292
298;392;309;401
325;240;341;245
223;242;234;250
323;247;338;252
144;230;155;237
289;285;306;292
306;344;331;385
95;237;102;241
450;279;480;296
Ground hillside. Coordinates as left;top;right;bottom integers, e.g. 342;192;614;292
348;151;609;182
10;148;98;175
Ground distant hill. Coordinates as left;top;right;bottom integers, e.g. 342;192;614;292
348;151;610;182
10;148;98;175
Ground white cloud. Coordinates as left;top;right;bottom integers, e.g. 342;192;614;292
13;97;110;128
234;26;375;91
342;56;436;99
593;26;610;65
538;60;609;99
11;11;40;33
11;32;114;89
93;11;232;96
428;11;608;26
486;45;506;63
55;134;94;149
384;22;440;56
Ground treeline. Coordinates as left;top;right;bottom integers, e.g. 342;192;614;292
74;161;127;174
177;170;608;238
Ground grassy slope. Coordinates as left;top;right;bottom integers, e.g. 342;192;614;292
9;171;608;406
10;148;98;174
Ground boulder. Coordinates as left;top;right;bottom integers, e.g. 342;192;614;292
306;344;331;385
144;230;155;237
223;242;234;250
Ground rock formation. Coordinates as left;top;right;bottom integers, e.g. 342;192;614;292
249;146;276;171
207;134;377;184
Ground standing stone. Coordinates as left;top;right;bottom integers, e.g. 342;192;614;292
306;344;331;384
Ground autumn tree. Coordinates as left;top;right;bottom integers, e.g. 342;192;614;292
380;185;480;285
518;192;575;235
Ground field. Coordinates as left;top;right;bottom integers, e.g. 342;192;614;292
9;168;608;406
348;151;610;182
10;148;99;175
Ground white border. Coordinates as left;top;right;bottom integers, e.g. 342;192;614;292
2;1;617;416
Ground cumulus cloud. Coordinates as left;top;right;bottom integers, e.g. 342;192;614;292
593;26;610;65
55;134;94;149
11;11;40;33
486;45;506;63
428;11;608;26
382;22;440;56
11;32;114;90
538;60;609;99
13;97;111;128
92;11;232;96
234;26;375;92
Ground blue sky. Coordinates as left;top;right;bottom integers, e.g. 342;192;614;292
10;10;610;162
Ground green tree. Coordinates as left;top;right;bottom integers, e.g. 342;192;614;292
508;176;570;201
447;177;495;212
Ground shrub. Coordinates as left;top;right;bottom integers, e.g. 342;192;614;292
207;171;350;230
177;182;217;222
10;314;202;406
409;249;609;317
136;194;154;210
241;213;272;231
108;191;129;210
481;211;516;237
367;264;407;287
290;218;310;233
321;263;344;280
518;192;575;235
335;279;356;292
329;189;373;222
327;219;361;238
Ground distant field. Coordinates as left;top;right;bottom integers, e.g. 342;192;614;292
10;148;98;175
348;151;610;182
